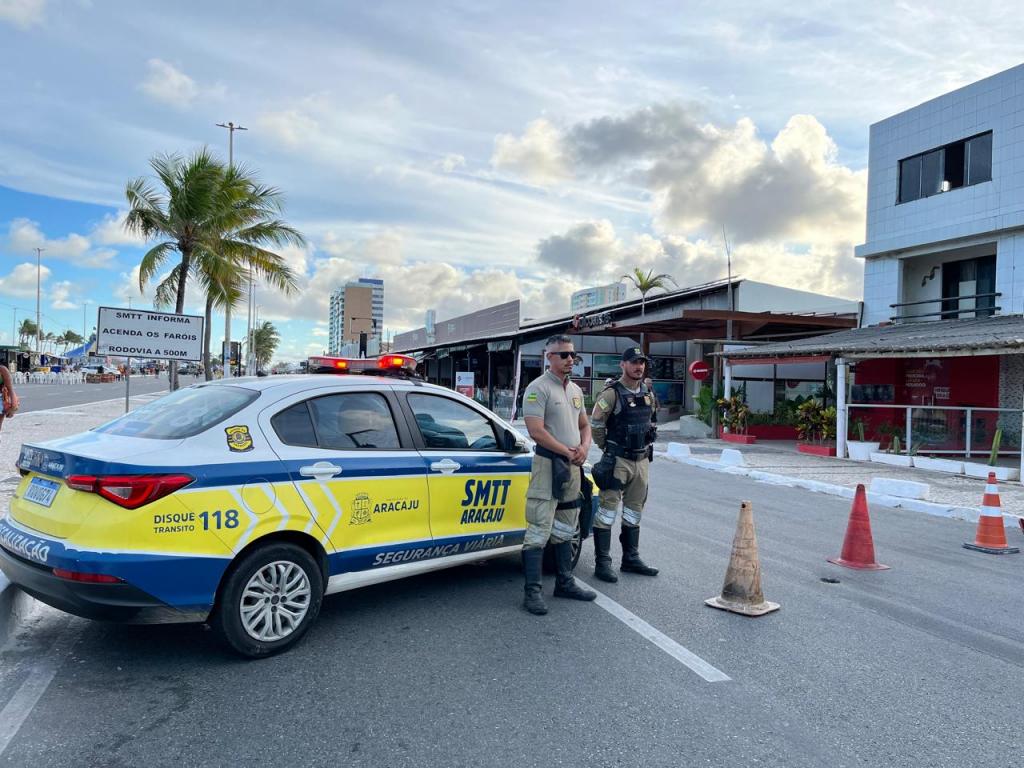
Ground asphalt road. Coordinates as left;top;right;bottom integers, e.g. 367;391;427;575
13;375;199;413
1;461;1022;767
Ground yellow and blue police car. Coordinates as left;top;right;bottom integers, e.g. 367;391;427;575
0;355;593;657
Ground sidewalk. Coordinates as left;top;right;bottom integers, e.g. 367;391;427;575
658;434;1024;520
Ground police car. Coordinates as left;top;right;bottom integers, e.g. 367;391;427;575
0;354;592;657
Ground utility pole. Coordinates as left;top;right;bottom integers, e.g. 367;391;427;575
34;247;44;362
216;121;247;378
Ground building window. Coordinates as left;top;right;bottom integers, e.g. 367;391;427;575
897;131;992;204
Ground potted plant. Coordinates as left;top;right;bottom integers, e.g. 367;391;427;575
870;433;913;467
964;427;1020;480
717;394;755;444
846;416;881;461
796;401;837;456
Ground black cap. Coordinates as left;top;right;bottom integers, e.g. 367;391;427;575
622;347;646;362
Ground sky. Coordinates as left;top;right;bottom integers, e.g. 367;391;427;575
1;0;1022;361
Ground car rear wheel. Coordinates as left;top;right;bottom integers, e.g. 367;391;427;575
212;543;323;658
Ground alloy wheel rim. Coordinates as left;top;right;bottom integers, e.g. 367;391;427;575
240;561;311;642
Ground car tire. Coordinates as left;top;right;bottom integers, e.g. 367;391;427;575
211;542;324;658
542;518;583;574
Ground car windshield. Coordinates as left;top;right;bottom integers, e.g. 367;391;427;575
93;385;259;440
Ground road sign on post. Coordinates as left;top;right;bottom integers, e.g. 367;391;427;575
689;360;711;381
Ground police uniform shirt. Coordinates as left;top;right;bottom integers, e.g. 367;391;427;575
522;369;584;448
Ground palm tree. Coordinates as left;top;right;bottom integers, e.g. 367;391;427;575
620;268;678;316
17;319;36;348
124;149;303;388
251;320;280;372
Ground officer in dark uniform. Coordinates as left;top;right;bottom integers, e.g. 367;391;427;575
589;347;659;582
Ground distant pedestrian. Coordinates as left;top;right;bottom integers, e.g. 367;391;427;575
0;364;19;435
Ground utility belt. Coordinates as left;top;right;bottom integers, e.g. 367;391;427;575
603;442;650;461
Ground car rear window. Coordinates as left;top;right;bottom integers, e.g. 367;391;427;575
93;385;259;440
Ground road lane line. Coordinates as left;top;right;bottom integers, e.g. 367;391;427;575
0;622;80;756
586;585;731;683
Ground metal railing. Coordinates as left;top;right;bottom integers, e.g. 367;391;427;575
847;403;1022;457
889;292;1000;322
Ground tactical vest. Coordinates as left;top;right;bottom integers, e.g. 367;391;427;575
605;381;655;454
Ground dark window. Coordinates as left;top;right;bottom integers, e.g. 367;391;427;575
271;402;317;447
94;385;258;440
897;131;992;204
273;393;400;449
940;254;997;319
899;156;922;203
967;133;992;185
407;394;498;451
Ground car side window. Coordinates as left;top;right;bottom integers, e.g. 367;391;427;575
407;394;498;451
307;393;401;450
271;401;318;447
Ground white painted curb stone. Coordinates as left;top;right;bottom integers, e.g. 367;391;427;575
719;448;746;467
869;477;930;500
666;442;691;458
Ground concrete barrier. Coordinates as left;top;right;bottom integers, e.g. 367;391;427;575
719;448;746;467
666;442;691;458
869;477;930;500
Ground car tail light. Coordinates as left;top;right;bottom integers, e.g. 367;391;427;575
65;474;194;509
52;568;123;584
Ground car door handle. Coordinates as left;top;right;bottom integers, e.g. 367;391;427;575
299;462;342;479
429;459;461;474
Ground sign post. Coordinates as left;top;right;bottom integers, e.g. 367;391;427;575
96;307;204;412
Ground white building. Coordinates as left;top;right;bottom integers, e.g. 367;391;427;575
571;283;626;312
857;64;1023;326
327;278;385;355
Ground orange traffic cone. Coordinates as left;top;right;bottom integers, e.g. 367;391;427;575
828;484;890;570
705;501;780;616
963;472;1020;554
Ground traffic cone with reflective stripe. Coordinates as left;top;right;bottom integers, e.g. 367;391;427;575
963;472;1019;554
828;484;890;570
705;501;780;616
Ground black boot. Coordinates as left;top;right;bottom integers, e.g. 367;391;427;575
592;527;618;583
620;525;659;576
521;548;547;615
552;541;597;601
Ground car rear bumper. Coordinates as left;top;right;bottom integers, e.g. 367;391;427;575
0;545;208;624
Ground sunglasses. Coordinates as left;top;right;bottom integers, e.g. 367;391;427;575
547;351;577;359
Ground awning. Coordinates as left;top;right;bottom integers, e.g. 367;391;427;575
728;354;831;366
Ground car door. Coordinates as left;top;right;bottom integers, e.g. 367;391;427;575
261;387;431;574
400;391;531;553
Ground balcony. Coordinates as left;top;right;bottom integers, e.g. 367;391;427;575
890;292;1000;323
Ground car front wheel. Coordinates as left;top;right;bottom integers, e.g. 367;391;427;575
212;542;324;658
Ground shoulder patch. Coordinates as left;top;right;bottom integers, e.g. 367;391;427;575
525;392;539;402
572;396;582;409
595;397;611;411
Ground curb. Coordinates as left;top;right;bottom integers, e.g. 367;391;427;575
659;448;1019;528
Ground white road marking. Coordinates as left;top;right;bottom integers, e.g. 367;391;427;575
0;621;81;756
586;584;731;683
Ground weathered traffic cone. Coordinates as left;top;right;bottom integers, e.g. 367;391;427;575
963;472;1020;555
705;501;780;616
828;484;890;570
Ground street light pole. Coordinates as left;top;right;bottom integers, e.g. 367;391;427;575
216;121;248;378
34;247;44;362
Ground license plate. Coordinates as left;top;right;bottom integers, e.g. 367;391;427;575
24;477;59;508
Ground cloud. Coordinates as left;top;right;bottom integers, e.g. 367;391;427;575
50;280;77;310
0;262;50;298
536;220;621;278
138;59;217;108
493;105;866;249
0;0;45;29
6;218;117;267
436;154;465;173
491;118;571;185
90;211;148;247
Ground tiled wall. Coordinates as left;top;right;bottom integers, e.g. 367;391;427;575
858;64;1024;325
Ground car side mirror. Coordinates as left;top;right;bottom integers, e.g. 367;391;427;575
501;428;526;453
